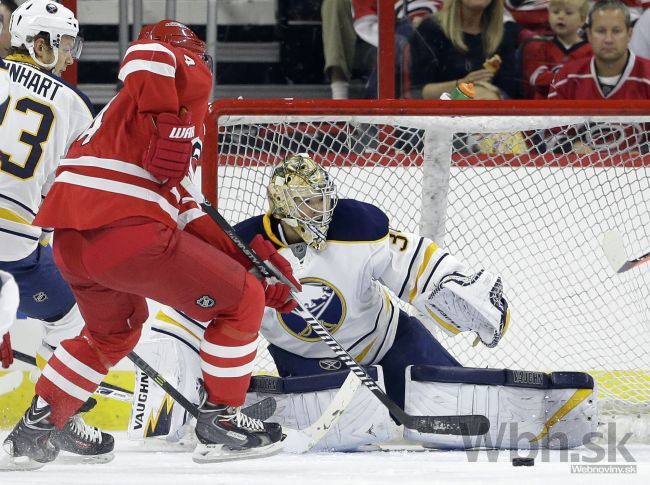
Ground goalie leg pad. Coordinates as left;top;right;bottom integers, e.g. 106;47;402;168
404;365;597;449
246;367;396;451
128;317;202;444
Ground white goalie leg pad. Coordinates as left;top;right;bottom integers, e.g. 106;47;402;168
403;365;597;449
35;304;85;369
245;367;396;451
127;311;203;445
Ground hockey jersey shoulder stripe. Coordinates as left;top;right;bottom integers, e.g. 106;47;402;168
327;199;389;242
118;59;176;82
124;42;177;66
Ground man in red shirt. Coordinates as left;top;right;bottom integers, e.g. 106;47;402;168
3;20;299;467
548;0;650;99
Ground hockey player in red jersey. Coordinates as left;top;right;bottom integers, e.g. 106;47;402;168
548;0;650;99
3;20;298;467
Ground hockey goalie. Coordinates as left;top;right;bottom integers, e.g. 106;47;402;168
129;154;597;452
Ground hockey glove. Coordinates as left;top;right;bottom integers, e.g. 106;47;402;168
425;270;510;348
249;234;302;313
0;333;13;368
143;112;195;189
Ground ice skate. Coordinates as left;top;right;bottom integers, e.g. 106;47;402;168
0;396;58;471
192;402;283;463
50;400;115;464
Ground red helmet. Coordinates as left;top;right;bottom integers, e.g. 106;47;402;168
147;20;213;71
137;24;155;40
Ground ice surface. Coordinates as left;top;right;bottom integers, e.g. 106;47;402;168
0;433;648;485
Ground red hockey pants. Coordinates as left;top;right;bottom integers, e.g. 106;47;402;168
37;218;265;427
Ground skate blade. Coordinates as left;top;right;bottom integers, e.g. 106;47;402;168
55;451;115;465
192;441;283;463
0;452;46;471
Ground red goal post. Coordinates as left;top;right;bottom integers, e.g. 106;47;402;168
202;99;650;437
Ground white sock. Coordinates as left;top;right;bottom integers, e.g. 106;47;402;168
331;81;349;100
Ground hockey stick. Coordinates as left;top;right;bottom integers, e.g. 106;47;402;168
12;349;134;402
282;370;362;453
127;351;276;421
602;230;650;273
180;178;489;436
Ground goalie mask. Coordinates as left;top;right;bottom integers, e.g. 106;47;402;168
10;0;82;71
268;154;338;251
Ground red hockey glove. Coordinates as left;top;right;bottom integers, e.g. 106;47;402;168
249;234;302;313
0;333;13;368
143;112;195;189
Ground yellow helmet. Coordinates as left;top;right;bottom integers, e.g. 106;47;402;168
268;154;338;250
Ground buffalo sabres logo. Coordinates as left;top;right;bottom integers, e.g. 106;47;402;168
277;277;346;342
46;3;58;13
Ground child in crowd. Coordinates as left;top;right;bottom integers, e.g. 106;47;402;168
520;0;592;98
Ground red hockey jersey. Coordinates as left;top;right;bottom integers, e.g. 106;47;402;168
548;51;650;99
522;36;592;99
35;39;212;229
33;40;245;260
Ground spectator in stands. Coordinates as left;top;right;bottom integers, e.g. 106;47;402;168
352;0;442;98
521;0;591;98
409;0;524;100
0;0;18;58
506;0;552;34
630;7;650;59
322;0;357;99
548;0;650;99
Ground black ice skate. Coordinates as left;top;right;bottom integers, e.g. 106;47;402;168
193;402;283;463
50;398;115;464
1;396;58;471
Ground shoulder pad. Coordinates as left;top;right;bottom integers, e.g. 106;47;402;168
327;199;389;243
234;215;266;245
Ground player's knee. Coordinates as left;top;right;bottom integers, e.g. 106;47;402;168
82;317;145;367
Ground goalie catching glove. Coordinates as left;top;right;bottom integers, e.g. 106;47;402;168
423;270;510;347
143;112;195;189
249;235;302;313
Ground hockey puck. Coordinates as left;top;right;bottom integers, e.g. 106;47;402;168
512;457;535;467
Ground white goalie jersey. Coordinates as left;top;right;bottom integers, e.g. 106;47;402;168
0;57;94;260
234;198;508;363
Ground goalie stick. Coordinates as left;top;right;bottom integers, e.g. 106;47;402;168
180;178;490;437
602;230;650;273
127;351;276;421
282;370;362;453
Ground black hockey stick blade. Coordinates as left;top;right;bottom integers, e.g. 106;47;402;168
406;414;490;435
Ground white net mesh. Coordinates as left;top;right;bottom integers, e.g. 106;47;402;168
206;105;650;429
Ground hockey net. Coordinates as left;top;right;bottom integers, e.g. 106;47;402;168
203;99;650;437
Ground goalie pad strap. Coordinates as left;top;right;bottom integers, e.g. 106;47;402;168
249;367;380;394
410;366;595;390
